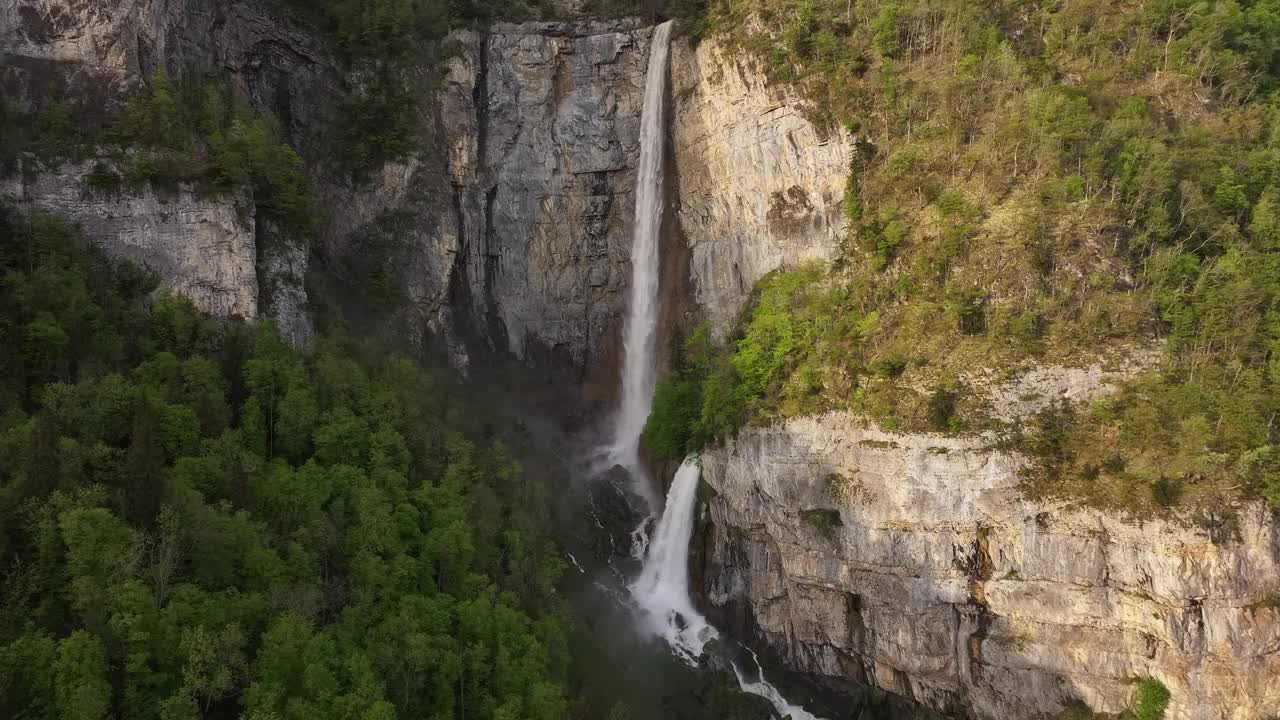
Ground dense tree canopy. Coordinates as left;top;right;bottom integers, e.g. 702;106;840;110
0;209;570;720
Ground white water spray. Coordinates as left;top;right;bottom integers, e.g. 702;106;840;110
631;458;717;662
633;459;827;719
733;648;822;720
609;20;674;510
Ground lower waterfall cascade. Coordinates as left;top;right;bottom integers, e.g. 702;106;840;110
630;458;717;664
632;458;825;720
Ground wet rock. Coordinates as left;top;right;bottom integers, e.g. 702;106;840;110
585;464;652;564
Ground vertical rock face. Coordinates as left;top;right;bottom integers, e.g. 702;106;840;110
256;232;312;347
670;39;853;335
2;160;259;318
699;408;1280;720
2;2;855;364
2;0;342;340
438;20;651;371
2;0;166;75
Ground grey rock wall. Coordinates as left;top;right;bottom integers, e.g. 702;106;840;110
699;400;1280;720
670;39;853;335
438;20;651;369
2;159;259;318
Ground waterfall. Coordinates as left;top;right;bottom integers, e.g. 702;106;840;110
633;459;826;720
614;21;824;720
609;20;674;510
732;648;822;720
630;458;717;662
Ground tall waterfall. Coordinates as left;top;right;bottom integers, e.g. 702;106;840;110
610;20;674;509
615;21;825;720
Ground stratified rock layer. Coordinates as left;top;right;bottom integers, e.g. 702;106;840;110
2;160;259;318
700;408;1280;720
671;40;853;335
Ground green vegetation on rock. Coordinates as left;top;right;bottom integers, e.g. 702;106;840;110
649;0;1280;513
8;72;315;239
644;264;978;458
800;508;843;539
1132;679;1171;720
113;74;314;236
0;209;570;720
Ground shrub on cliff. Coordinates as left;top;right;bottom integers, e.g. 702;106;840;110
642;377;703;460
1132;679;1170;720
800;508;843;539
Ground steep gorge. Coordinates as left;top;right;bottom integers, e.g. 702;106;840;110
5;2;1280;719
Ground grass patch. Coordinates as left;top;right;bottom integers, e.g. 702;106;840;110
1247;594;1280;611
825;472;864;504
800;508;843;539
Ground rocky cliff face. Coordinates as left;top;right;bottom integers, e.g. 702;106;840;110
435;20;651;373
2;2;848;371
670;40;853;335
3;1;655;371
697;379;1280;720
2;0;346;344
1;159;260;318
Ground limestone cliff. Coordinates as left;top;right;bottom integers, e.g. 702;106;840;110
670;39;853;335
2;1;655;370
1;159;260;318
435;20;651;373
697;372;1280;720
2;0;343;343
2;1;849;367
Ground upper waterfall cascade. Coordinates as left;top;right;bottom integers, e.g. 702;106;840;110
609;20;674;511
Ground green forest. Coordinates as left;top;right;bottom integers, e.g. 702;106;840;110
0;210;571;720
5;0;1280;718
